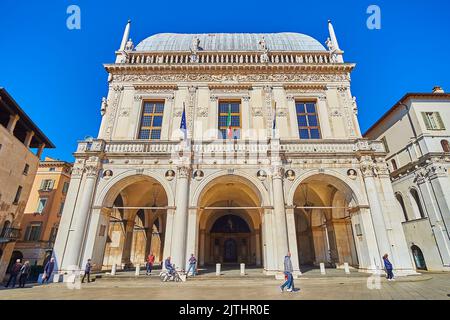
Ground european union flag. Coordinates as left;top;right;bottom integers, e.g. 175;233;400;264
180;103;187;139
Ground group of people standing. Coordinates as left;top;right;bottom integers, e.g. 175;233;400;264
4;257;55;289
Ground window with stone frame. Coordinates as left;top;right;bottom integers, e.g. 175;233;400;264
24;222;42;241
421;112;445;130
218;101;241;139
296;101;321;139
138;101;165;140
36;198;48;214
13;186;22;205
62;182;69;194
40;179;55;191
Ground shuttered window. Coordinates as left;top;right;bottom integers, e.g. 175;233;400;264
422;112;445;130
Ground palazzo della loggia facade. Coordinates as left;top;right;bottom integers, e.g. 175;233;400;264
53;21;416;276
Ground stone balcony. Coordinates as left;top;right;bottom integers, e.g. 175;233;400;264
75;138;385;160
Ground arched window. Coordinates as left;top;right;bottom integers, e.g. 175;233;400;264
410;188;426;219
391;159;398;171
395;193;409;221
441;140;450;152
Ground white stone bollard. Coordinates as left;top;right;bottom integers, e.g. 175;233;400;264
216;263;221;276
121;263;125;270
240;263;245;276
135;264;140;276
111;264;116;276
320;263;326;275
344;262;350;274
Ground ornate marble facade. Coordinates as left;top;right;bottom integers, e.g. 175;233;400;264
53;21;416;277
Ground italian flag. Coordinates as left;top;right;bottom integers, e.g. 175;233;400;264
226;105;232;139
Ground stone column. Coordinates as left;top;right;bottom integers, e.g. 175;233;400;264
171;165;190;269
360;157;392;262
161;96;174;139
272;166;289;271
285;207;301;274
36;143;46;158
24;130;34;148
7;114;20;133
63;162;99;268
286;95;298;139
185;208;198;269
262;208;276;273
242;96;251;139
81;208;110;270
162;208;175;265
199;230;206;266
424;165;450;264
353;208;382;270
376;159;415;271
53;164;84;271
121;217;135;266
255;229;261;266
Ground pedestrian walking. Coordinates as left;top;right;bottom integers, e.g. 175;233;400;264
280;252;298;292
383;253;395;281
146;252;155;275
5;259;22;288
186;253;197;277
42;257;55;284
82;259;94;283
18;261;31;288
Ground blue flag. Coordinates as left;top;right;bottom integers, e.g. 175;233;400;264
180;103;187;139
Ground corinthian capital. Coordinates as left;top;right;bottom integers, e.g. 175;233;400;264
177;165;191;179
360;157;375;178
272;166;284;179
85;165;99;178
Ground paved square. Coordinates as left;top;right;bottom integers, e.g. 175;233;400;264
0;272;448;300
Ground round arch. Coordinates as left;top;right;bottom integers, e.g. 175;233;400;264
286;169;365;207
94;169;175;208
190;170;270;207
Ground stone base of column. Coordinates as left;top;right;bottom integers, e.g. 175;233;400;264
263;269;278;276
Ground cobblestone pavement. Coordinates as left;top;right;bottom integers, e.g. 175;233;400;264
0;272;449;300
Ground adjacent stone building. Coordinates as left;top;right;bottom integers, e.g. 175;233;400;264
13;157;72;267
365;87;450;271
0;88;54;281
54;21;416;277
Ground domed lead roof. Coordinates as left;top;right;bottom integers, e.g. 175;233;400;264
135;33;326;52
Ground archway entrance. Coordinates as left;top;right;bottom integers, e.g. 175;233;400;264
101;176;168;270
411;245;427;270
197;175;263;267
210;214;252;264
292;174;359;268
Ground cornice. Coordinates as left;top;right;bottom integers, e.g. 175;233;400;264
104;63;355;74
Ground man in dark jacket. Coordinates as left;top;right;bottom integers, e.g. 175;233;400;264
18;261;31;288
43;257;55;284
5;259;22;288
280;252;296;292
82;259;94;283
383;254;395;281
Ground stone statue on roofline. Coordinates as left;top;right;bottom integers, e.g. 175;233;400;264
258;36;267;52
191;36;200;54
325;37;335;52
125;38;134;51
259;36;269;63
100;97;107;116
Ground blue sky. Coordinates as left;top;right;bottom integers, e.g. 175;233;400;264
0;0;449;162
